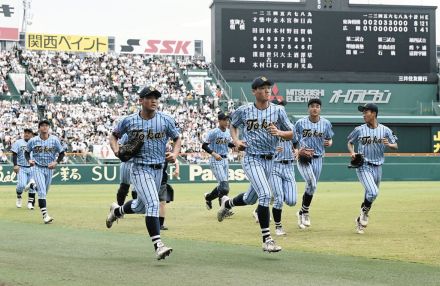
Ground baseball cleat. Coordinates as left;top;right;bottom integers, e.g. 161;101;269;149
225;209;234;218
106;202;119;229
355;217;366;234
27;202;34;210
217;196;230;222
156;242;173;260
359;210;369;227
24;179;36;192
275;227;286;236
262;238;282;253
16;198;22;208
296;211;306;229
302;212;311;227
43;215;54;224
204;193;212;210
160;225;169;231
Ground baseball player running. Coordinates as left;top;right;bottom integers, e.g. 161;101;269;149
202;112;235;213
217;76;294;253
347;103;398;234
25;120;65;224
116;133;137;206
106;86;181;260
268;138;298;236
295;98;334;229
11;128;37;209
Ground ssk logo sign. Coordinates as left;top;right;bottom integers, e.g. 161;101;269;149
118;38;194;55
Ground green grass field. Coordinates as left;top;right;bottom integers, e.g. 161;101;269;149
1;182;439;286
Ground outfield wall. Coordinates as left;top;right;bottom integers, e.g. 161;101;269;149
0;156;438;185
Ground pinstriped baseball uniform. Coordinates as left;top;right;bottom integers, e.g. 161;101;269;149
231;103;293;207
11;139;35;194
118;134;133;185
269;139;297;210
26;135;63;199
347;123;397;202
113;111;180;217
204;128;232;184
295;117;334;195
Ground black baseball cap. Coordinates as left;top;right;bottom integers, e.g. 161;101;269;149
23;128;33;133
38;119;51;127
137;85;161;98
308;98;322;106
358;103;378;114
251;76;273;89
218;112;230;120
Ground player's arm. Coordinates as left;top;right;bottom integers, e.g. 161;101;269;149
48;151;65;169
110;132;120;157
347;141;356;159
269;109;294;140
267;124;293;140
173;160;180;177
383;139;398;150
12;152;19;173
230;124;247;150
166;136;181;163
24;150;35;166
324;138;333;147
201;142;222;161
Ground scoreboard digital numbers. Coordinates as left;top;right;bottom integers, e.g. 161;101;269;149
212;1;437;83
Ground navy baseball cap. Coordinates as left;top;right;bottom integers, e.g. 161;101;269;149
358;103;378;113
251;76;273;89
218;112;230;120
137;85;161;98
23;128;33;133
38;119;51;127
308;98;322;106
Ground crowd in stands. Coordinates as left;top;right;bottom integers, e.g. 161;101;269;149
0;49;238;163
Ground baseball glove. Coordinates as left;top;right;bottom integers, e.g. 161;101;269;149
118;137;143;162
348;153;364;168
297;148;314;165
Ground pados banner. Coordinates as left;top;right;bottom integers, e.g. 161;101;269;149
117;38;194;55
26;33;108;52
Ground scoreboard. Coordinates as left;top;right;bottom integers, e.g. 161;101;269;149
211;0;437;83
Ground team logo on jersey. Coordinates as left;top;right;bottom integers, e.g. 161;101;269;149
302;129;324;138
130;129;166;140
215;138;229;144
246;119;274;131
361;136;383;145
33;146;56;153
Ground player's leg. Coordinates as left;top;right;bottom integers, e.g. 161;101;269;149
33;167;53;224
296;161;317;228
283;163;297;208
116;162;131;206
15;169;27;208
231;156;280;251
158;183;168;230
269;164;285;235
355;165;380;232
204;160;228;208
25;169;36;209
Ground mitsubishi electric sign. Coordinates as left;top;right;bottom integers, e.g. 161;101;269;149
285;88;391;104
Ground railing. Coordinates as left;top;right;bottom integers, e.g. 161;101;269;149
208;62;232;100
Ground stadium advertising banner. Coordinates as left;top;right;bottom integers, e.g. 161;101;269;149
0;0;20;41
116;37;194;55
433;128;440;153
229;81;438;115
26;33;108;53
1;160;439;185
